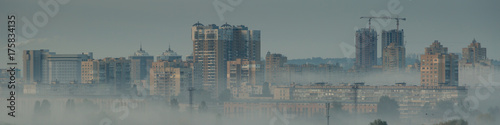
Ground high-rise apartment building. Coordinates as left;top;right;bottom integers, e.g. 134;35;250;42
81;57;131;85
81;59;99;84
149;60;192;97
382;43;406;72
381;29;404;49
192;22;261;98
23;49;52;84
265;52;287;84
461;39;487;64
227;58;263;89
420;41;459;86
382;29;406;72
459;39;493;85
355;28;377;71
129;45;154;83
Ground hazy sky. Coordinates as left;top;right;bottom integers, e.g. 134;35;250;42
1;0;500;68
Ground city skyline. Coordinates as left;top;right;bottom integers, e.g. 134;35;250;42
2;0;500;69
3;1;500;125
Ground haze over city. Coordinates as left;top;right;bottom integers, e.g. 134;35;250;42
1;0;500;125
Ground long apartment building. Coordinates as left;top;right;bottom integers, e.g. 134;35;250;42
226;82;467;119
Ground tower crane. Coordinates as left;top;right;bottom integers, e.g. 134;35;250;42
360;16;407;46
360;16;406;31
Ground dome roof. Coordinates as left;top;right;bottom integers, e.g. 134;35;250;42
221;22;231;27
134;49;150;56
160;46;179;56
193;21;204;26
134;50;150;56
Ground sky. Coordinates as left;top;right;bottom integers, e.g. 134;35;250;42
1;0;500;69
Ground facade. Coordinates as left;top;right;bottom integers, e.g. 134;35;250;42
461;39;487;63
46;53;93;84
81;59;99;84
381;29;406;72
129;46;154;83
227;58;263;88
224;100;376;119
459;39;494;85
225;82;467;119
355;28;378;71
81;57;131;85
23;49;52;84
381;29;404;50
265;52;287;84
420;41;459;86
149;60;192;97
225;83;466;119
192;22;261;98
23;50;92;84
382;43;406;72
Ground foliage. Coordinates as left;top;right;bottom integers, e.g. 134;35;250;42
198;101;208;113
170;98;179;111
434;119;467;125
41;99;51;115
370;119;388;125
65;99;76;113
377;96;399;120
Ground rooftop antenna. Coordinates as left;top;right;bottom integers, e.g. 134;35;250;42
140;42;143;51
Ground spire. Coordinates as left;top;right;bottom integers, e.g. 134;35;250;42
472;38;477;43
168;43;171;51
140;42;143;51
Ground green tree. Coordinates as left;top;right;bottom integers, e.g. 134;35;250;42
434;119;467;125
41;99;51;115
434;100;454;117
170;98;179;111
370;119;388;125
199;101;208;113
65;99;76;114
377;96;399;121
34;100;41;115
330;101;349;125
